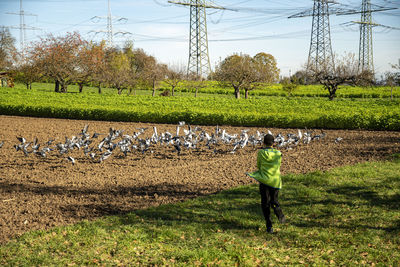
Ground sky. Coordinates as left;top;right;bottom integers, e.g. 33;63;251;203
1;0;399;78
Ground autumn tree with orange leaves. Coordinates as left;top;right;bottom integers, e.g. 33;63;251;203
30;32;90;92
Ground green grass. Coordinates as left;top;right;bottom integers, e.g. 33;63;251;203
1;159;399;266
1;83;400;130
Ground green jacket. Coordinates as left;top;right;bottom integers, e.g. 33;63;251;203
247;148;282;189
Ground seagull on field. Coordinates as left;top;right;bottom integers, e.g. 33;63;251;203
67;156;76;165
335;137;343;144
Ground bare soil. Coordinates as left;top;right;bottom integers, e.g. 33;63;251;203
0;115;399;244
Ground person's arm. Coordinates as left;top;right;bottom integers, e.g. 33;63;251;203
256;150;261;169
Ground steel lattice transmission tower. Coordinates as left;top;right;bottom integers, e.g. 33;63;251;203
90;0;131;48
6;0;39;51
289;1;359;73
338;1;398;74
307;0;336;72
358;0;374;72
290;0;337;73
169;0;226;78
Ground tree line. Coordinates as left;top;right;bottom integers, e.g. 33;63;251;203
1;27;399;100
1;29;280;99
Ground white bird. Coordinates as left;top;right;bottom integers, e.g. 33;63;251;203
335;137;343;144
67;156;75;165
297;129;303;141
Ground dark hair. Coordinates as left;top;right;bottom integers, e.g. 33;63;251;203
264;134;275;146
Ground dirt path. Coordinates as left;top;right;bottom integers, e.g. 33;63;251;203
0;115;399;243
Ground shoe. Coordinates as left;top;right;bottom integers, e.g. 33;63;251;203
267;227;274;234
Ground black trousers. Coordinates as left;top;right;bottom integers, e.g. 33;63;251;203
259;183;285;228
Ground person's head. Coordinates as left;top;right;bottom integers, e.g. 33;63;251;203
263;134;275;147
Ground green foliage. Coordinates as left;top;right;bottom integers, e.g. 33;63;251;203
1;83;399;130
1;160;399;265
166;81;400;99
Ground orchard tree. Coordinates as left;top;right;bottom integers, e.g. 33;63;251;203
384;72;397;101
391;60;400;85
281;77;299;97
253;52;280;83
164;65;185;96
31;32;88;92
307;53;374;100
187;72;206;98
104;47;131;95
385;61;400;101
138;52;167;97
214;52;280;99
0;27;16;71
12;51;42;89
75;41;106;93
214;54;256;99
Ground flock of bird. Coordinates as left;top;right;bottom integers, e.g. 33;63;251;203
1;122;342;165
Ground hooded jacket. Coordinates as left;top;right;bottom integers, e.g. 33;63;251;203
247;148;282;189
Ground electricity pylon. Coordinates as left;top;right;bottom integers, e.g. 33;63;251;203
6;0;39;51
289;0;351;73
169;0;226;78
338;1;398;74
90;0;131;48
358;0;374;72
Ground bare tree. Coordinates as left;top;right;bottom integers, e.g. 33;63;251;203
164;64;185;96
187;72;206;98
308;53;374;100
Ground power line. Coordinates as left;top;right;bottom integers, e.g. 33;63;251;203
169;0;228;78
89;0;132;47
337;0;398;73
5;0;40;51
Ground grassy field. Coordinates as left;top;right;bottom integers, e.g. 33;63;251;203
1;83;399;130
1;158;399;266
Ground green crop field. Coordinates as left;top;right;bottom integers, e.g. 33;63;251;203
0;83;399;130
168;81;400;99
1;159;399;266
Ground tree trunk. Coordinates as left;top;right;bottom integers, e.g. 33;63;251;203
391;86;393;101
245;89;249;99
98;85;102;94
195;87;198;97
61;83;68;93
79;83;84;93
328;90;336;100
152;80;156;97
29;83;32;90
118;87;123;95
234;86;240;99
26;83;29;90
55;80;60;93
171;86;175;96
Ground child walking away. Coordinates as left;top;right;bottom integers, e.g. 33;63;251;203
247;134;286;234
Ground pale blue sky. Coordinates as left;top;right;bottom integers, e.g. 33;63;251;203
1;0;399;77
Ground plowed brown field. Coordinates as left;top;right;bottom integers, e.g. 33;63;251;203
0;115;399;243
